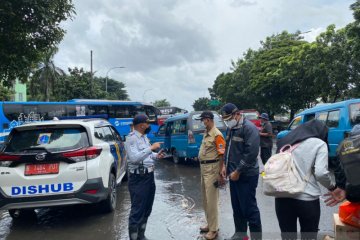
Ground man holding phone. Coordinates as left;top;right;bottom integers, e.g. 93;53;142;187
125;114;165;240
197;111;226;240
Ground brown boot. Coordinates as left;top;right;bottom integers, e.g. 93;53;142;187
200;225;209;232
204;231;218;240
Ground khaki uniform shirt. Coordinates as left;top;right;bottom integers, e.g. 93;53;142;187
198;126;226;161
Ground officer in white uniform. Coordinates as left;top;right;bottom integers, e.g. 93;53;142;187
125;114;164;240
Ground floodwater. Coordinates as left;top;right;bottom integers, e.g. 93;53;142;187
0;158;338;240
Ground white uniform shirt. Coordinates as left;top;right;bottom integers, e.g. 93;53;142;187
125;130;158;171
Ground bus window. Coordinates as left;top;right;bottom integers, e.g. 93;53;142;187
289;117;302;130
350;103;360;126
3;104;23;121
304;114;315;122
23;105;43;122
109;105;132;118
66;105;77;116
144;106;157;122
327;110;340;128
316;112;328;123
87;105;108;115
39;104;66;120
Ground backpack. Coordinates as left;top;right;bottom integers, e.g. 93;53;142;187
262;143;312;197
338;134;360;203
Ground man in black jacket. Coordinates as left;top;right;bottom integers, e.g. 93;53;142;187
221;103;262;240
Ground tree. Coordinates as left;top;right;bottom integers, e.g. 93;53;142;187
193;97;210;111
95;77;128;100
0;0;75;86
346;1;360;98
153;99;171;107
53;68;107;101
312;25;354;103
0;84;13;101
28;48;65;101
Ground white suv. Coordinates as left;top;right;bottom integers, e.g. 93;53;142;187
0;119;127;219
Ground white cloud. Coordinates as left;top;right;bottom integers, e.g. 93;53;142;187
55;0;355;111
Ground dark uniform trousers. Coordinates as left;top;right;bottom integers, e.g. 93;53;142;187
128;172;156;226
260;146;272;165
229;174;262;239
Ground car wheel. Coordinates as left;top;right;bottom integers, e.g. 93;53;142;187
8;209;36;220
100;173;117;213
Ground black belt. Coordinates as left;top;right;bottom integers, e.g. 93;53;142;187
200;159;219;164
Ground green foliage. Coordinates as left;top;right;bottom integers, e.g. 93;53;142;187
210;24;360;119
0;0;75;86
52;68;106;101
50;68;128;101
95;77;129;100
28;47;65;101
153;99;171;107
0;84;14;101
192;97;210;111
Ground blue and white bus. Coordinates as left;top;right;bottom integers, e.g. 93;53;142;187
0;99;161;142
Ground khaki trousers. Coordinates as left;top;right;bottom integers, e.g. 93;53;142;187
200;162;220;231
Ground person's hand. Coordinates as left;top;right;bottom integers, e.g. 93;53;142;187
157;149;166;159
218;175;225;186
150;142;163;151
221;166;227;179
323;187;346;207
229;170;240;181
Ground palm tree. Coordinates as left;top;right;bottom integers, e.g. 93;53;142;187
29;47;65;101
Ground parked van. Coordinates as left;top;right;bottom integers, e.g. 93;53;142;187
277;99;360;158
150;111;227;163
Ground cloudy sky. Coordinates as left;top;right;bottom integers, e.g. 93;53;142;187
54;0;355;111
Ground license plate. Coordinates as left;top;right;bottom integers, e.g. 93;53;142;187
25;163;59;176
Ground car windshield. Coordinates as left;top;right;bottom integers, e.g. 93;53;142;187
191;113;226;131
5;127;89;153
242;112;258;120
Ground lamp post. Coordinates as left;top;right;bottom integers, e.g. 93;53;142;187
106;66;125;93
142;88;153;102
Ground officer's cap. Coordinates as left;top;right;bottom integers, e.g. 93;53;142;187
195;111;214;120
133;114;150;125
259;113;269;121
221;103;239;121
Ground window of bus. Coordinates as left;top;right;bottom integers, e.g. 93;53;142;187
327;110;340;128
350;103;360;126
289;116;302;130
3;104;23;121
22;105;43;122
108;105;134;118
172;120;187;134
144;106;158;122
38;104;67;120
87;105;108;116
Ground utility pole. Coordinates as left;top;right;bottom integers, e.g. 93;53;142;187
90;50;93;96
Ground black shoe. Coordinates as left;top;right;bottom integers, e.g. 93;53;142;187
137;222;149;240
224;232;248;240
129;225;138;240
249;224;262;240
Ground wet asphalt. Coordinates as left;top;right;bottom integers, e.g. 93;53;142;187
0;156;338;240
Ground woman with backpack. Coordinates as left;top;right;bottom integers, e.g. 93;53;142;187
274;120;336;240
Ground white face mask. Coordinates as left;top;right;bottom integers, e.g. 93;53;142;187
226;119;238;129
